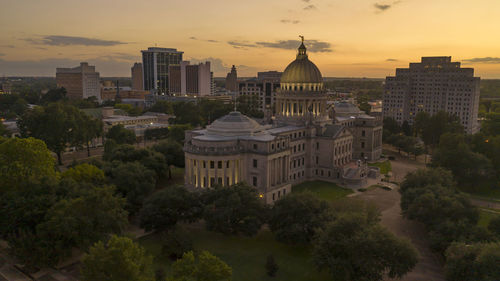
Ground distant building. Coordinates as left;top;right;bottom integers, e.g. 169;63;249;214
141;47;183;95
56;62;100;102
225;65;238;92
383;56;480;134
131;63;143;90
169;61;213;96
258;71;282;81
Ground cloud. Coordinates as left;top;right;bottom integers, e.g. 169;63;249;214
0;53;4;56
303;4;316;10
280;19;300;24
189;36;219;43
463;57;500;64
188;57;258;76
0;45;15;49
0;57;137;76
302;0;311;2
374;1;402;13
255;39;333;53
227;40;257;49
25;35;127;46
386;58;398;62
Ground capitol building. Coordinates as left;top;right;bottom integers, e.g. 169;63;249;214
184;40;383;203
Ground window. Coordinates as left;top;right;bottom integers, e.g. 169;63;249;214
226;177;229;186
294;146;297;153
362;130;365;137
210;161;214;169
253;159;258;168
272;144;274;150
316;142;319;150
283;189;286;195
253;144;258;150
278;190;281;198
302;143;305;150
226;161;230;168
210;177;215;186
316;156;319;164
361;142;365;149
218;177;223;185
273;193;275;200
203;161;206;168
218;161;222;169
253;176;257;186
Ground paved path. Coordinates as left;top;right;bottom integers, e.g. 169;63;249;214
355;151;445;281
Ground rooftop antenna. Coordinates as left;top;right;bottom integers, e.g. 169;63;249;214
299;35;304;43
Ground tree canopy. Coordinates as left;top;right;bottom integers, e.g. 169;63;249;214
81;235;154;281
171;251;232;281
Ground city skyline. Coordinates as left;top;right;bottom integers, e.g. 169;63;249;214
2;0;500;78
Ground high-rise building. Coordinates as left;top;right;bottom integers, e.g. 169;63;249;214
383;56;480;134
56;62;100;102
238;71;281;113
225;65;238;92
169;61;213;96
141;47;183;95
131;63;143;90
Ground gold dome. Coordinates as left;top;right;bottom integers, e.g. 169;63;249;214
280;42;323;84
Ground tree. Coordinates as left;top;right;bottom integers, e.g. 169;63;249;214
488;215;500;237
37;184;128;248
167;124;192;144
153;139;185;178
81;235;154;281
76;113;103;157
40;88;67;104
269;192;332;243
265;255;279;277
106;124;136;145
171;101;203;126
18;102;87;164
0;137;57;193
401;120;412;136
0;122;10;137
237;95;264;118
481;112;500;136
104;144;167;179
202;183;267;236
139;186;203;232
432;133;495;187
61;163;105;185
171;251;232;281
312;214;418;281
107;161;156;213
145;127;169;140
417;111;463;147
445;242;500;281
148;100;174;114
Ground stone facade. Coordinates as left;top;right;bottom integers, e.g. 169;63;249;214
184;41;382;204
56;62;100;102
383;56;480;134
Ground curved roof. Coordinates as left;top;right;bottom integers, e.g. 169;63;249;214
280;42;323;84
206;111;264;137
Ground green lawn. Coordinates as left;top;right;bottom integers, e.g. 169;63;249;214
460;185;500;201
292;180;353;201
478;209;500;228
138;226;331;281
157;167;185;188
368;160;392;174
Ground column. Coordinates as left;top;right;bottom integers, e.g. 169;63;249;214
197;160;201;188
231;160;235;185
223;160;227;186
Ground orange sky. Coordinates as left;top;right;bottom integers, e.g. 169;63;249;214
1;0;500;78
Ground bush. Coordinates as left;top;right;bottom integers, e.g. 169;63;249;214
265;255;279;277
160;228;194;260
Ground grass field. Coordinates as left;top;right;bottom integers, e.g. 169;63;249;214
368;160;392;174
139;227;331;281
460;185;500;201
292;180;353;201
478;209;500;228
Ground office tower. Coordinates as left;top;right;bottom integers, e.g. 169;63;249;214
131;63;143;90
238;71;282;113
141;47;183;95
383;56;480;134
169;61;213;96
56;62;100;102
225;65;238;92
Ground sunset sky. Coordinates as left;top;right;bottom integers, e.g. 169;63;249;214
1;0;500;78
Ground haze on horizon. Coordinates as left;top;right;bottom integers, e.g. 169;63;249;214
1;0;500;78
